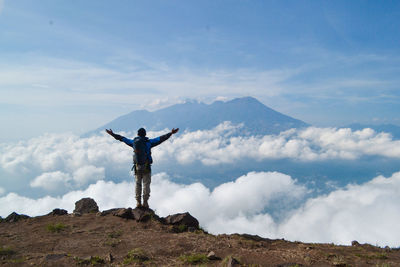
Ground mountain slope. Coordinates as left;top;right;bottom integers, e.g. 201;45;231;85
1;207;399;266
90;97;308;136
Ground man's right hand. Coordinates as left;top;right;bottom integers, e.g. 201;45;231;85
105;129;114;136
171;128;179;135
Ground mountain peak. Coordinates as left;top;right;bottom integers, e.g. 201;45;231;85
89;96;308;136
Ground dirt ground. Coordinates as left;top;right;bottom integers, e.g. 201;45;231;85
1;212;399;266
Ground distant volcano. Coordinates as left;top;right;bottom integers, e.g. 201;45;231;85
89;97;308;136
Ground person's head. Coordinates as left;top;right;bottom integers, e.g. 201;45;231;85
137;128;146;137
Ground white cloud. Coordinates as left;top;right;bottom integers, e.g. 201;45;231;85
30;171;71;191
1;124;400;195
0;180;133;217
2;171;400;247
0;132;130;193
279;171;400;247
0;57;290;109
72;165;105;186
0;187;4;196
153;124;400;165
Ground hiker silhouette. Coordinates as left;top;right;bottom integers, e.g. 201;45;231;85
106;127;179;208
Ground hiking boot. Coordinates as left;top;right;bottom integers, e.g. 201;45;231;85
136;200;142;208
143;201;149;209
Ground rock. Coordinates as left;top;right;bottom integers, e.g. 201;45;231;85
71;212;82;217
113;207;157;222
207;251;221;261
106;253;114;263
5;212;30;222
226;256;240;267
132;207;155;222
351;240;360;246
73;198;99;214
114;208;135;219
100;208;120;216
47;208;68;216
164;212;199;229
239;233;265;242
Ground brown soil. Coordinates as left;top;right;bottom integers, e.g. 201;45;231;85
1;212;399;266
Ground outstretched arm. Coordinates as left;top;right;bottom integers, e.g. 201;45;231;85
150;128;179;147
105;129;133;147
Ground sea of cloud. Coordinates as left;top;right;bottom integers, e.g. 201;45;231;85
1;123;400;246
1;171;400;247
1;123;400;195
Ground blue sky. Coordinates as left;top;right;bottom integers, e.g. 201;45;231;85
1;0;400;141
3;1;400;246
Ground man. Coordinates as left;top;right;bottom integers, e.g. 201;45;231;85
106;127;179;208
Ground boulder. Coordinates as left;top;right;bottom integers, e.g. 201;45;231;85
113;207;157;222
164;212;199;229
207;251;221;261
100;208;120;216
132;207;155;222
73;198;99;214
47;208;68;216
114;208;135;220
4;212;30;222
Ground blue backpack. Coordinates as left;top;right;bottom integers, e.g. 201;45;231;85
133;136;149;165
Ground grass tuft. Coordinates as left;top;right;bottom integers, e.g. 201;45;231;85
74;255;105;265
179;253;209;265
0;246;16;256
123;248;149;264
107;230;123;238
46;222;67;233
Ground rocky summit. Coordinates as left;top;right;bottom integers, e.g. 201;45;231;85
1;198;400;266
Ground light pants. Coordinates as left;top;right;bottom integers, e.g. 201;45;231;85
135;170;151;205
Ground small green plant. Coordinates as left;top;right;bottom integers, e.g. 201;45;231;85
194;226;208;235
74;255;105;265
179;253;208;265
123;248;149;264
355;252;388;260
172;224;188;233
0;246;16;256
5;258;25;263
331;255;347;266
46;223;67;233
107;230;123;238
104;239;121;247
373;253;388;260
90;256;105;265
